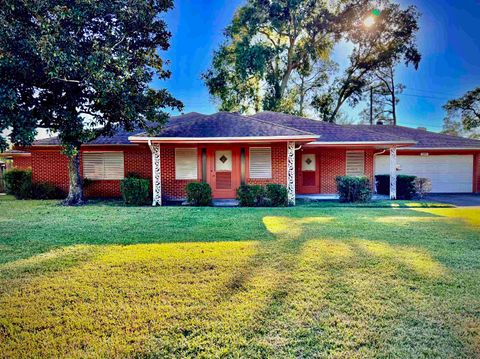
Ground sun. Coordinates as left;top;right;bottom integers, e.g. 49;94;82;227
363;15;375;28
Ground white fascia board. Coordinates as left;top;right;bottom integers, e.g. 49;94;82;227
399;147;480;150
128;135;319;142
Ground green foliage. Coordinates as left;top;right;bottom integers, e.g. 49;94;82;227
376;175;417;200
265;184;288;207
4;169;32;199
0;0;182;203
185;182;212;206
313;3;421;122
236;184;267;207
443;86;480;133
120;177;150;206
335;176;372;203
1;196;479;358
237;184;288;207
202;0;338;115
31;182;65;200
413;177;432;199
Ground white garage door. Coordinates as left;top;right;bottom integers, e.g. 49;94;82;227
375;155;473;193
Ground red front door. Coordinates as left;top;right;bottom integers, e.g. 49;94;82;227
207;148;241;198
297;152;320;194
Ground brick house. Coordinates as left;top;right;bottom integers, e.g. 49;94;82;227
3;111;480;204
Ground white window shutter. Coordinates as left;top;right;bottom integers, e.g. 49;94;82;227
249;147;272;179
346;151;365;176
83;152;124;180
175;148;197;180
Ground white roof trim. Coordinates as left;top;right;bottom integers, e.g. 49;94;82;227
128;135;319;142
307;140;417;145
400;147;480;150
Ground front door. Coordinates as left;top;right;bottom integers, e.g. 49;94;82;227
297;152;319;194
207;148;241;198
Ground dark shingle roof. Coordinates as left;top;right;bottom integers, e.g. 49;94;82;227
348;125;480;148
30;111;480;148
252;112;415;143
133;112;316;138
32;112;209;146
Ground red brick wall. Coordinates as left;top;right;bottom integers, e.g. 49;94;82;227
31;150;70;193
296;148;375;194
13;156;32;170
30;145;151;198
161;146;200;200
160;143;288;200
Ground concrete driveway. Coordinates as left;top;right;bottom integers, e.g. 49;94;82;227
426;194;480;207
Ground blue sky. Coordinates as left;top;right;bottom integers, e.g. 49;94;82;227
156;0;480;132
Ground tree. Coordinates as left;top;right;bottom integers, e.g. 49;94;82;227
314;2;421;122
443;87;480;135
0;0;182;205
202;0;358;114
359;65;405;125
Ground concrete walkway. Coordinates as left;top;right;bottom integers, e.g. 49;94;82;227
425;194;480;207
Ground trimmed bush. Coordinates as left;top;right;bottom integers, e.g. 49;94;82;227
120;177;150;205
4;168;32;199
375;174;417;200
236;184;266;207
186;182;212;206
414;177;432;199
335;176;372;203
266;184;288;207
31;182;64;199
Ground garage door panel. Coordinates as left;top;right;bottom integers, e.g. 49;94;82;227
374;155;473;193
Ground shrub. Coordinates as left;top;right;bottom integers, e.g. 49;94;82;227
335;176;372;203
266;184;288;207
185;182;212;206
375;174;417;199
236;184;267;207
120;177;150;205
414;177;432;199
4;169;32;199
31;182;64;199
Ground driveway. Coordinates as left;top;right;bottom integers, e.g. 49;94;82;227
426;194;480;207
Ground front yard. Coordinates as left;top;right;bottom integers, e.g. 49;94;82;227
0;196;479;358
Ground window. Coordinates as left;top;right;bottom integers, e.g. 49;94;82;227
175;148;197;180
346;151;365;176
249;147;272;179
83;152;124;180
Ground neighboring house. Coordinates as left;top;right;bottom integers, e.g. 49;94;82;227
3;111;480;204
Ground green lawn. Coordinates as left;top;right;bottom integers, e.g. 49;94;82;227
0;196;479;358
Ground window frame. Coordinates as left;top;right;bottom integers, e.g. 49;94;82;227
345;150;365;176
248;146;272;179
175;147;198;180
83;151;125;180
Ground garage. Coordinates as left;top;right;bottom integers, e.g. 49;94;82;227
375;155;474;193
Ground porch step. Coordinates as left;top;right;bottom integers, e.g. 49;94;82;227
296;194;389;201
212;199;239;207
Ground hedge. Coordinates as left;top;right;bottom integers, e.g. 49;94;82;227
335;176;372;203
185;182;212;206
120;177;150;205
375;174;417;200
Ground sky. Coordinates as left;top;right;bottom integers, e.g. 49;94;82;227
154;0;480;132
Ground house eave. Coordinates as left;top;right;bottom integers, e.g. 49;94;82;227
305;140;417;148
128;135;319;144
399;147;480;151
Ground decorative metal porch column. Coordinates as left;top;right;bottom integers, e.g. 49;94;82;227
287;141;296;206
389;146;397;200
149;143;162;206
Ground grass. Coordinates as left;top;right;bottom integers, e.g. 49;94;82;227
0;196;479;358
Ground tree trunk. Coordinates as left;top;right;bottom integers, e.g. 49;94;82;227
63;151;85;206
390;67;397;126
